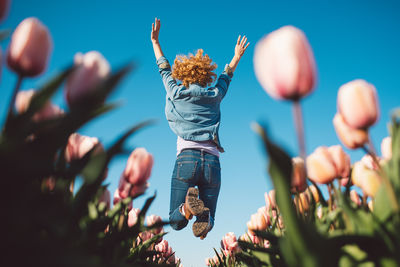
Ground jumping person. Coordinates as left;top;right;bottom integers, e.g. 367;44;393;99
151;18;249;239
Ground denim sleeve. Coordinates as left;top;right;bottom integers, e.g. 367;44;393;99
215;70;233;99
156;56;182;99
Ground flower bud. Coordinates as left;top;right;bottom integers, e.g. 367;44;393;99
350;190;361;206
328;145;351;178
124;148;154;185
351;161;382;197
15;89;64;121
381;137;392;160
65;133;102;162
127;208;141;227
337;79;379;129
221;232;240;255
291;157;307;192
146;214;163;235
265;189;277;210
306;147;336;184
65;51;110;107
247;212;267;234
333;113;369;149
254;25;316;101
7;17;53;77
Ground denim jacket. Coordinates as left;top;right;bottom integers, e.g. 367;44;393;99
156;56;233;152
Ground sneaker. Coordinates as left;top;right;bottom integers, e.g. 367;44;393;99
183;187;204;220
192;207;212;238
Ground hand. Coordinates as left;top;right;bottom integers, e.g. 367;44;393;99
234;35;250;59
151;18;161;44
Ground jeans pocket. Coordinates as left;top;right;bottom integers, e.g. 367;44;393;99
176;161;197;182
207;163;221;187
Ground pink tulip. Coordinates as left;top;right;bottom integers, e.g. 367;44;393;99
351;160;382;197
15;89;64;121
129;182;149;198
146;214;163;235
127;208;141;227
350;190;361;206
381;137;392;160
205;257;213;266
361;155;379;171
124;148;154;185
65;133;103;162
65;51;110;107
7;17;52;77
264;189;277;210
0;0;10;22
306;145;351;184
337;79;379;129
112;189;133;210
98;189;111;210
240;230;261;245
155;240;173;261
291;157;307;192
333;113;369;149
254;25;316;101
137;231;155;243
257;206;271;226
221;232;240;255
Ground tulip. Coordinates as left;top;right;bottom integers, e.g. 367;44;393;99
155;240;174;262
7;17;52;77
254;25;316;101
98;189;111;210
240;230;261;244
306;145;351;184
146;214;163;235
221;232;240;255
291;157;307;192
257;206;271;226
350;190;361;206
361;155;379;171
328;145;351;178
130;182;149;197
137;231;155;244
333;113;369;149
15;89;64;121
113;189;132;210
294;191;310;213
381;137;392;160
124;148;154;185
127;208;141;227
264;189;277;210
337;79;379;129
65;51;110;107
65;133;103;162
351;161;382;197
247;211;267;235
0;0;10;22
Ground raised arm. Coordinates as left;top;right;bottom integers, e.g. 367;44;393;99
151;18;164;60
228;35;250;73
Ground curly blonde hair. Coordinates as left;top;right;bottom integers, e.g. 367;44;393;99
172;49;217;87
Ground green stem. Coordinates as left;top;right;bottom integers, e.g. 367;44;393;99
293;100;306;161
6;75;24;125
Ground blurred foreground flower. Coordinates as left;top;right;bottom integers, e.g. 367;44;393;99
352;160;382;197
15;89;64;121
7;17;52;77
253;25;316;101
65;51;110;107
381;137;392;160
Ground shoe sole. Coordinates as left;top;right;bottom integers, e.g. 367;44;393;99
186;187;204;216
192;207;210;237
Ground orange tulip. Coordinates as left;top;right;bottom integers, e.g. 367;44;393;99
291;157;307;192
333;113;369;149
351;161;382;197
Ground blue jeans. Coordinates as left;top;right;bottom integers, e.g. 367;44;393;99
169;149;221;231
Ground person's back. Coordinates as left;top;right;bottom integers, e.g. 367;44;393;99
151;17;249;239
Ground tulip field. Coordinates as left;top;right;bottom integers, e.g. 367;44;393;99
2;1;400;267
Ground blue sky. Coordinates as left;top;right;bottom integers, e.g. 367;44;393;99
1;0;400;266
